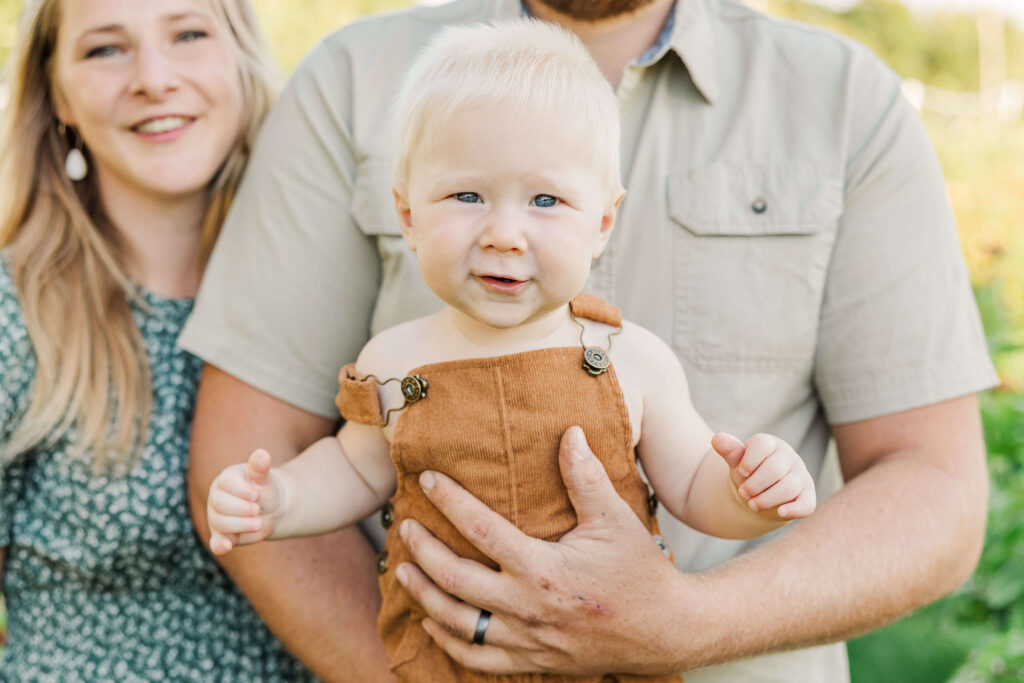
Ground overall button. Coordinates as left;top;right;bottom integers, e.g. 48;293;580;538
381;503;394;529
401;375;428;403
582;346;611;376
376;550;389;574
751;197;768;214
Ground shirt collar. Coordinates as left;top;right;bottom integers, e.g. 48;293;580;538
666;0;720;104
520;1;719;105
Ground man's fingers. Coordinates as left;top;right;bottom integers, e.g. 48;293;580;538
710;432;745;467
421;618;523;674
417;470;536;572
400;517;510;608
557;426;633;527
395;561;503;644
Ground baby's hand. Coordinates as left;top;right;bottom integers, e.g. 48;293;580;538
206;449;286;555
711;433;816;521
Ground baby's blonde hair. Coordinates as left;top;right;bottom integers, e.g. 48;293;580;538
393;19;622;202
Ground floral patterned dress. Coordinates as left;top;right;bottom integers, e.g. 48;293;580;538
0;259;315;681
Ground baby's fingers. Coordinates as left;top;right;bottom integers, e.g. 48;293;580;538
735;434;777;477
208;509;268;537
209;488;261;517
746;474;803;513
246;449;274;488
777;488;816;519
214;465;259;502
209;530;238;556
711;432;746;468
736;451;790;501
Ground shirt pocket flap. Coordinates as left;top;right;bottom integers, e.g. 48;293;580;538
668;162;842;236
352;158;403;237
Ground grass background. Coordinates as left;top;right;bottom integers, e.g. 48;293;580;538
0;0;1021;680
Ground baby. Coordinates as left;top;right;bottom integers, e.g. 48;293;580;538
206;19;816;683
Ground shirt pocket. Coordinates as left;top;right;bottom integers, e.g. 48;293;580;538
351;158;403;237
668;162;841;373
350;158;442;334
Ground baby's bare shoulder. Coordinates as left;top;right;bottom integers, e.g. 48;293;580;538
614;321;689;394
615;321;678;365
356;315;437;378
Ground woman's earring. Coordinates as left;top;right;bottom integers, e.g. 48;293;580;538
58;121;88;182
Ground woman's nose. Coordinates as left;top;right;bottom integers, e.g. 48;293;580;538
130;42;180;98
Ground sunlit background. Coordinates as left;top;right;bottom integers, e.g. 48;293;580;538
0;1;1021;681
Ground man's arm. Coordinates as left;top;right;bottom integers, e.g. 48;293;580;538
187;365;393;682
394;394;987;675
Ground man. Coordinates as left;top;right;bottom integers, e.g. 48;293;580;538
182;0;996;680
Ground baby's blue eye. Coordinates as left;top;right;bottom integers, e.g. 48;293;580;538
454;192;482;203
531;194;559;208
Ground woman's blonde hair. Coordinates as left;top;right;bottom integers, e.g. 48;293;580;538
0;0;277;470
393;19;622;202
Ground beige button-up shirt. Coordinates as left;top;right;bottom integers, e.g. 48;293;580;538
181;0;997;679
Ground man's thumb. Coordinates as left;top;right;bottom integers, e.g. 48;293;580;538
558;426;630;525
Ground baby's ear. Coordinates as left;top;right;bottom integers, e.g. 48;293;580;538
393;182;416;251
593;189;626;259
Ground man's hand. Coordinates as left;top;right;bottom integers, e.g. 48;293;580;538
711;432;816;521
396;395;987;677
394;426;690;676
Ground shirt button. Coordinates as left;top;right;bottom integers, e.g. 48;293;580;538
376;550;389;574
751;197;768;214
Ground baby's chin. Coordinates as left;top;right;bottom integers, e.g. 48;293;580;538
452;299;569;331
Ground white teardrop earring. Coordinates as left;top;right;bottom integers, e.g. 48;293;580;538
58;121;88;181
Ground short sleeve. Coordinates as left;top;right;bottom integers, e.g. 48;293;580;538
813;55;998;424
179;38;382;419
0;257;36;545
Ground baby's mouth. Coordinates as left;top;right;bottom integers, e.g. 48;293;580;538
478;275;528;292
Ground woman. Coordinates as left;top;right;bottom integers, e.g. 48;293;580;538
0;0;313;678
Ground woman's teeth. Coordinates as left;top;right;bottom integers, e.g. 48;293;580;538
134;116;191;134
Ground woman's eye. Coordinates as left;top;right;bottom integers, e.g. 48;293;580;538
531;194;559;208
177;30;208;43
85;45;120;59
454;192;482;203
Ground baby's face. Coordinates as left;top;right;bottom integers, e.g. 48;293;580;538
395;103;620;330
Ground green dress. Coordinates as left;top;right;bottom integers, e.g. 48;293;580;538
0;259;315;681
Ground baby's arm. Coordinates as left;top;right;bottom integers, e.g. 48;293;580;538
206;420;394;555
629;328;815;539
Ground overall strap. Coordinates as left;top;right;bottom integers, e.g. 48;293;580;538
569;292;622;327
335;363;385;427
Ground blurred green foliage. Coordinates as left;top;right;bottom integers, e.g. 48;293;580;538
0;0;1020;680
769;0;1024;87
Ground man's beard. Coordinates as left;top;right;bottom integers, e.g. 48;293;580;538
536;0;659;21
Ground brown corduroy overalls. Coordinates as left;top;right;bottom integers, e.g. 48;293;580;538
336;294;682;683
